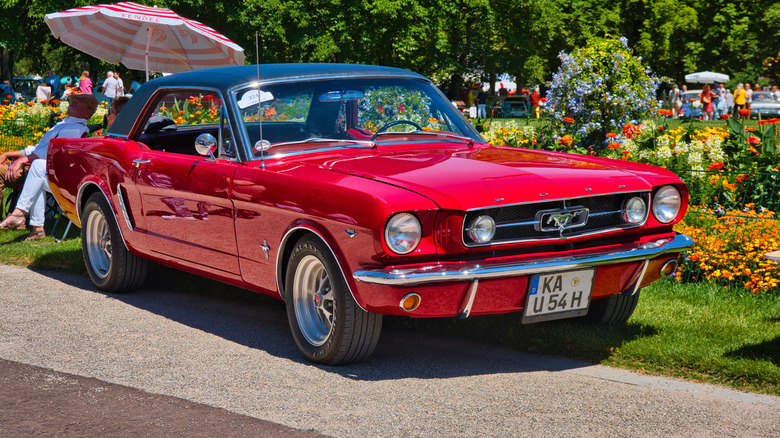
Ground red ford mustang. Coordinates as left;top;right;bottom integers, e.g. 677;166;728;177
48;64;692;364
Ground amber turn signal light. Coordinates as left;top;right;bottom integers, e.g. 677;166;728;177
399;293;421;311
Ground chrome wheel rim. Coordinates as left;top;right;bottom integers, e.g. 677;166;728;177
85;209;112;279
292;255;334;346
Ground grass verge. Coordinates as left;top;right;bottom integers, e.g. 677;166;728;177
1;229;778;396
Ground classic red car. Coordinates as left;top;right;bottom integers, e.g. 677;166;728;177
48;64;692;364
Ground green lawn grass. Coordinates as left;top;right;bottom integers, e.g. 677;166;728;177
1;228;778;395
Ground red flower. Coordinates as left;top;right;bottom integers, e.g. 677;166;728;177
736;174;749;182
747;145;759;154
563;117;574;123
719;114;730;120
739;109;751;116
746;136;760;145
745;127;756;131
521;89;529;94
757;120;768;126
768;118;780;124
606;132;617;138
608;142;621;149
658;109;673;116
707;162;725;171
539;98;546;102
657;126;665;131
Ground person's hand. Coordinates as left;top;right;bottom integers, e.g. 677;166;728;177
0;152;7;164
7;157;26;182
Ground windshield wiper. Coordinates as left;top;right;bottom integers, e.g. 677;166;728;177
269;137;376;149
372;130;475;145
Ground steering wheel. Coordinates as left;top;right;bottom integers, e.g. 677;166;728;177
372;120;423;140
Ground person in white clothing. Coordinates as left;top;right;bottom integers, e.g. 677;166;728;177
113;71;125;97
0;94;98;240
102;71;119;104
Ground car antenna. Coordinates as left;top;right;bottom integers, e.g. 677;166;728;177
256;31;267;169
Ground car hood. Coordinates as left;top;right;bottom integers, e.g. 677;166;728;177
311;144;665;210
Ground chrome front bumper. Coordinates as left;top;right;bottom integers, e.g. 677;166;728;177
353;234;693;286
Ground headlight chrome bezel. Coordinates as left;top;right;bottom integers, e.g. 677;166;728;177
623;196;648;224
384;212;422;255
652;185;682;224
468;214;497;244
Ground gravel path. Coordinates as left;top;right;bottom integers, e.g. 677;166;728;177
1;265;778;437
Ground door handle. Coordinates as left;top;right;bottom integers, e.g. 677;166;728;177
132;159;150;176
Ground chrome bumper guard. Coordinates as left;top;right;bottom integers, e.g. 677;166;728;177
353;234;693;286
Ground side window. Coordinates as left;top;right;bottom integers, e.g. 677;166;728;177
149;91;222;129
140;90;232;157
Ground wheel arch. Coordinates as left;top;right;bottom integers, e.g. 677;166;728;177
77;181;130;251
276;224;366;312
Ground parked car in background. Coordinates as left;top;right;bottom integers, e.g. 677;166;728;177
12;77;39;102
681;90;704;119
749;92;780;119
498;96;530;118
47;64;692;365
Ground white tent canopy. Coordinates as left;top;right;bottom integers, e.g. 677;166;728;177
685;71;729;84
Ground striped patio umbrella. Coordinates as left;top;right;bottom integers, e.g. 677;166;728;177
45;2;244;81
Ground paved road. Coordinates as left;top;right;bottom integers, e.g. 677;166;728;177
1;265;778;437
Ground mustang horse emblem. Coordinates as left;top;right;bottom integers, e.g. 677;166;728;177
537;207;589;236
547;211;582;230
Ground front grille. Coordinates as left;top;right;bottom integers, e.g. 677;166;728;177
462;192;649;247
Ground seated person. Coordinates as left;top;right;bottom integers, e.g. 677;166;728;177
0;93;99;240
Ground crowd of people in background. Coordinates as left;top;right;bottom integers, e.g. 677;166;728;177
668;81;779;121
0;68;143;105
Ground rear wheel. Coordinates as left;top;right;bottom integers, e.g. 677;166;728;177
82;193;147;293
285;235;382;365
582;291;640;326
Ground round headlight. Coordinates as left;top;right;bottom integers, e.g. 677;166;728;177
652;185;682;223
385;213;421;255
468;215;496;244
623;196;647;224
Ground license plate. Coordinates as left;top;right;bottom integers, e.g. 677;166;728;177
522;269;595;324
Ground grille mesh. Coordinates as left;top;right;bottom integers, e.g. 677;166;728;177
463;192;648;246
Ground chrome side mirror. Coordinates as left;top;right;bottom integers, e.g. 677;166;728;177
195;133;217;160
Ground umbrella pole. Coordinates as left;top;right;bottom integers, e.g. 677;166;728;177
145;26;151;82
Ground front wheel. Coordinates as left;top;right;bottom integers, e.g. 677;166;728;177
582;290;640;326
285;235;382;365
82;193;147;293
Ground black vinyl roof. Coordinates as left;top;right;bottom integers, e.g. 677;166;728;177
108;63;428;137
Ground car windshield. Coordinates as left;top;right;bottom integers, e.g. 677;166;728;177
233;77;480;155
751;92;776;103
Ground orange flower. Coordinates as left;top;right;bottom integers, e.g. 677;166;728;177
739;109;751;116
747;145;759;154
559;135;573;146
736;174;749;182
563;117;574;123
608;142;621;149
746;136;760;145
745;127;756;131
768;118;780;124
657;126;665;131
707;162;725;171
606;132;617;138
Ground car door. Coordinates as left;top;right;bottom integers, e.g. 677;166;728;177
130;89;241;275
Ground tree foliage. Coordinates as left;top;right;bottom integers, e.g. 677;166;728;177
1;0;778;88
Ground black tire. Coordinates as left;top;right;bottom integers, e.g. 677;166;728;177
81;193;147;293
285;235;382;365
582;290;641;326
